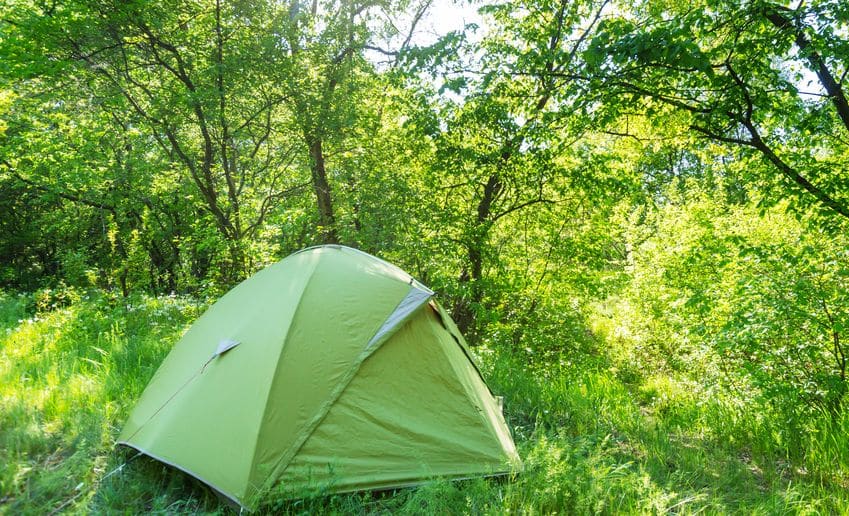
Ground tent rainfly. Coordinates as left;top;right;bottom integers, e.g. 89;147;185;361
118;245;521;510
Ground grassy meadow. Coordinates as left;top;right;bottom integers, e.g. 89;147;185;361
1;288;847;514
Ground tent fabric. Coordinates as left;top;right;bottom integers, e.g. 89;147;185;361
118;245;521;510
366;285;432;350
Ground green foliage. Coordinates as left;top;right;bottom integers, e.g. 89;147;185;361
613;185;849;426
0;289;211;512
0;0;432;288
582;0;849;222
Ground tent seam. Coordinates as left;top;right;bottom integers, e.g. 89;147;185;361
429;309;510;467
254;285;433;498
243;255;321;507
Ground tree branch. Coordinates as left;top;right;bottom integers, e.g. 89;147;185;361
764;4;849;133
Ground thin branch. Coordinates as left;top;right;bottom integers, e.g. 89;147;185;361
492;197;556;223
3;161;116;213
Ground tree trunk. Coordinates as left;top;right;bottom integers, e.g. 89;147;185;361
307;136;339;244
453;174;502;338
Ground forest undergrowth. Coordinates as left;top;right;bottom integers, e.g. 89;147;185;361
1;288;846;514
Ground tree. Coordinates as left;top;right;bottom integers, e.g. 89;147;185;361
581;0;849;222
427;95;560;335
3;0;312;281
271;0;433;244
407;0;620;337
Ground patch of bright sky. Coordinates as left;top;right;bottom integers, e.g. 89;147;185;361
365;0;486;101
367;0;484;63
411;0;484;47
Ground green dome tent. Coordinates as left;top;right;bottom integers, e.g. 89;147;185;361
118;245;521;510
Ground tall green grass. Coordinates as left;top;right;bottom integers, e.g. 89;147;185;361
1;290;846;514
0;289;218;513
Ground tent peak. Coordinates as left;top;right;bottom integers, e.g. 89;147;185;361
287;245;432;294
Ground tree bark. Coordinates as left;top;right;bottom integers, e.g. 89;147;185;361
307;136;339;244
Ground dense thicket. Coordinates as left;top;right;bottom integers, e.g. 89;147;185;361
2;0;848;509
